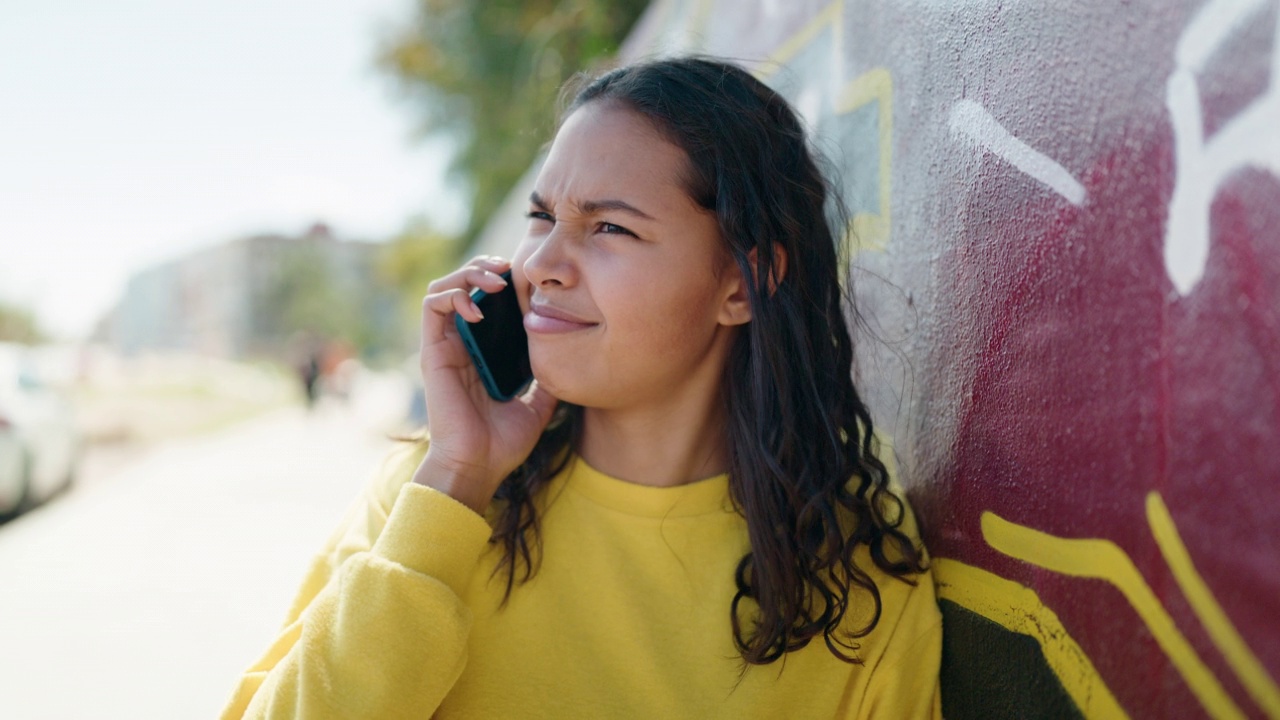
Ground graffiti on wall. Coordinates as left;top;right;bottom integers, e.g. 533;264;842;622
604;0;1280;717
1165;0;1280;295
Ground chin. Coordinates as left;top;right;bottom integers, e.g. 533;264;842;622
534;377;593;408
529;351;573;400
530;357;601;407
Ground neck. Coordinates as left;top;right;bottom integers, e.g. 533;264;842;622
577;389;730;488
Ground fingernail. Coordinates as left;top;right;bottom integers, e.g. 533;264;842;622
492;272;508;285
471;301;485;319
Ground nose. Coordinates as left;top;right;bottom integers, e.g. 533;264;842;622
521;225;578;290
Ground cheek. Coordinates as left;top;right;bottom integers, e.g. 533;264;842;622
510;240;537;312
602;275;720;353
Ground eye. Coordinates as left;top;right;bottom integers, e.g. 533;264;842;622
526;210;554;223
598;222;636;237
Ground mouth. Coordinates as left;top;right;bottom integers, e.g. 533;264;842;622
525;301;597;334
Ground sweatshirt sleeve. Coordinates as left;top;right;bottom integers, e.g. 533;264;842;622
219;445;494;720
849;459;944;720
853;574;944;720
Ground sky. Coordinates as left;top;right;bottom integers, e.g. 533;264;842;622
0;0;465;340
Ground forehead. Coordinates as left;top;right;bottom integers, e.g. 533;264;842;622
535;102;696;213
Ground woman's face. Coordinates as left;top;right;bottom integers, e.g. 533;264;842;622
512;101;749;409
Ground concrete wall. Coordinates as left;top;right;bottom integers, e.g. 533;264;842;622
479;1;1280;716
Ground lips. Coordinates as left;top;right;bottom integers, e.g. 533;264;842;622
525;300;597;334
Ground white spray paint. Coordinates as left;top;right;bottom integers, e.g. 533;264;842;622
948;99;1088;206
1164;0;1280;295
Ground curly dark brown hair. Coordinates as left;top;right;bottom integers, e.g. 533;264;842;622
477;55;925;665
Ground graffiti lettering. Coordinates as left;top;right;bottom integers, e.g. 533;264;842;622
948;99;1087;207
932;558;1128;719
982;497;1280;720
1164;0;1280;294
1147;494;1280;718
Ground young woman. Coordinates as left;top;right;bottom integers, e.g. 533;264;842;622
222;56;942;719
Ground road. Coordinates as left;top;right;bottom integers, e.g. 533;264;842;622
0;403;403;719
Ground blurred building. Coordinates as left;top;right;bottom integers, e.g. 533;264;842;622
100;223;398;362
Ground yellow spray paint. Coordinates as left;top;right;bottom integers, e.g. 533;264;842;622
754;0;893;260
933;558;1129;719
836;67;893;256
982;511;1246;720
756;0;841;74
1147;492;1280;719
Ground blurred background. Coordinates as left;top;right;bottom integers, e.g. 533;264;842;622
0;0;644;716
5;1;1279;718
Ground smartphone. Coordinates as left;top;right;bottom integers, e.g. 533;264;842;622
454;270;534;401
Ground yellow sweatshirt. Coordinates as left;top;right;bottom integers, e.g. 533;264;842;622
221;442;942;719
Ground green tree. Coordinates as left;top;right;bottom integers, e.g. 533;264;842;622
0;300;43;344
378;0;650;245
376;218;459;339
256;243;399;363
258;245;338;341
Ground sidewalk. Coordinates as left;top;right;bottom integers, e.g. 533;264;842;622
0;396;407;718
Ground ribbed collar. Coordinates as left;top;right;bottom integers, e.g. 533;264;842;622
563;455;733;518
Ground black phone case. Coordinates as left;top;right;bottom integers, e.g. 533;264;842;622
453;272;532;402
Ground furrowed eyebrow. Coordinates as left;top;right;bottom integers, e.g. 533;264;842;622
578;198;655;221
528;191;654;221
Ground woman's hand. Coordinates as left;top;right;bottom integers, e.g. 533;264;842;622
412;256;558;514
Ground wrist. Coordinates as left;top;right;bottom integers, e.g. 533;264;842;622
412;454;496;514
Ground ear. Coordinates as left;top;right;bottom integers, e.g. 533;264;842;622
717;265;752;327
716;243;788;327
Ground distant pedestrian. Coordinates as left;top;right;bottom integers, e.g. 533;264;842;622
296;349;320;410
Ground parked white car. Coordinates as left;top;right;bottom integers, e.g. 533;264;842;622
0;343;80;518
